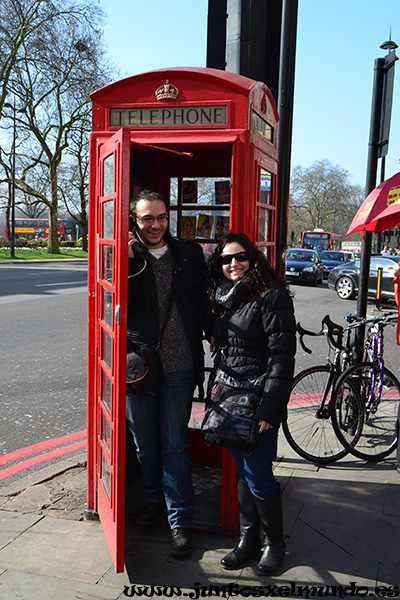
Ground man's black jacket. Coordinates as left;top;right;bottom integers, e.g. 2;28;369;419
127;232;214;395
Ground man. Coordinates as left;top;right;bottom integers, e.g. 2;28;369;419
126;190;213;557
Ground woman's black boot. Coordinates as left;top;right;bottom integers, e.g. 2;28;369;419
253;487;286;575
220;478;261;570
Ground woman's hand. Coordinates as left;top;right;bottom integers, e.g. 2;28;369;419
258;420;274;433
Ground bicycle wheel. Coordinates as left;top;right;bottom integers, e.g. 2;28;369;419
282;366;349;464
331;362;400;461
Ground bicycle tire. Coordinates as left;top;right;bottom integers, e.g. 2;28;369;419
282;366;349;464
331;362;400;461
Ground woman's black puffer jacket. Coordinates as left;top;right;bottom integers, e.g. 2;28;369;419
213;282;296;427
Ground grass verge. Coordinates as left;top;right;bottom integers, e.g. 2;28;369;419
0;247;88;260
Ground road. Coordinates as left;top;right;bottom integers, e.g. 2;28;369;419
0;264;398;483
0;261;88;462
291;279;399;377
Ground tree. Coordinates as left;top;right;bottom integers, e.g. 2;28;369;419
288;159;365;245
0;0;49;117
58;110;92;251
0;0;112;253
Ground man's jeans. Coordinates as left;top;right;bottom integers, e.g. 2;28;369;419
126;371;196;529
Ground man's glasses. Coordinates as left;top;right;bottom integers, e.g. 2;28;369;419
220;250;249;265
134;214;169;225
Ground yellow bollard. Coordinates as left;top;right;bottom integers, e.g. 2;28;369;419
376;267;383;310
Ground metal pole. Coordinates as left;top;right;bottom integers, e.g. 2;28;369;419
225;0;242;74
276;0;298;275
354;58;385;360
10;109;16;258
375;156;386;253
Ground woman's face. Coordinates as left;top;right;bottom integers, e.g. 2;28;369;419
220;242;251;282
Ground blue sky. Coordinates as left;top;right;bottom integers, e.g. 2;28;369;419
99;0;400;189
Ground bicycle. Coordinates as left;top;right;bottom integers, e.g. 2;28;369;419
330;313;400;461
282;313;360;464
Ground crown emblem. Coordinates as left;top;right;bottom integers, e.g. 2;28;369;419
155;80;179;101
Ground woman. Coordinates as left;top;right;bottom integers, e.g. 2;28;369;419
206;233;296;575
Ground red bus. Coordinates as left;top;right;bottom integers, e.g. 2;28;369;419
4;218;77;241
301;229;342;252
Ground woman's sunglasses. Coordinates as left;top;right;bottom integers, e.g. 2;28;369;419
220;250;249;265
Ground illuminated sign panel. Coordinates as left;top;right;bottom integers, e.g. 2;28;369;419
109;105;227;128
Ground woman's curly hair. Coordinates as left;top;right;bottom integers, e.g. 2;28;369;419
206;232;291;314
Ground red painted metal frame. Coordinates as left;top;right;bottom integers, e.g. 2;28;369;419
87;128;130;572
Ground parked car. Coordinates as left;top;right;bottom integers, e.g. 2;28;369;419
327;255;400;300
319;250;353;278
285;248;324;286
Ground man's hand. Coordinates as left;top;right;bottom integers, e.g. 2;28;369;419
128;231;138;259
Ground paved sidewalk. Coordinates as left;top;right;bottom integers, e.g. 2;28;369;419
0;435;399;600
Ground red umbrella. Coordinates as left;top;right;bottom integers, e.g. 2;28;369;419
346;171;400;235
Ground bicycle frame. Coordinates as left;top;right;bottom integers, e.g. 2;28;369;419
362;323;385;413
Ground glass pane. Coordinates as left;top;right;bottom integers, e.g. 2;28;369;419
102;328;112;368
181;177;231;206
103;246;113;282
179;210;230;242
170;177;178;206
169;210;177;237
101;409;111;454
169;176;232;242
101;370;112;412
101;449;111;500
251;110;273;142
103;201;114;239
102;287;112;327
260;169;271;205
259;207;271;243
103;154;114;196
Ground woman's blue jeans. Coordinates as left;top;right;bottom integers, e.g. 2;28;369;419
229;426;279;499
126;371;196;529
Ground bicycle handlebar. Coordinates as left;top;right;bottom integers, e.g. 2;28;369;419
297;311;397;355
296;314;344;354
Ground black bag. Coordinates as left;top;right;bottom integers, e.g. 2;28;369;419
126;289;173;396
201;382;261;453
126;345;164;395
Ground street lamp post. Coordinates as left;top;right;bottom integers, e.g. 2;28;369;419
354;38;397;361
4;102;25;258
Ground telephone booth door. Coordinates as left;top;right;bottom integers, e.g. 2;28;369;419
87;67;280;573
87;127;130;573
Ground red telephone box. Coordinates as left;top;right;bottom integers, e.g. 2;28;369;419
86;67;280;572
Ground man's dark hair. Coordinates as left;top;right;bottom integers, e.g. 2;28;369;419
130;190;166;214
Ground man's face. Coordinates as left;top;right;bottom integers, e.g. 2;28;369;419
134;199;168;249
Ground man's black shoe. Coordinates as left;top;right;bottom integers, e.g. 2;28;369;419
170;528;193;557
136;501;165;527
